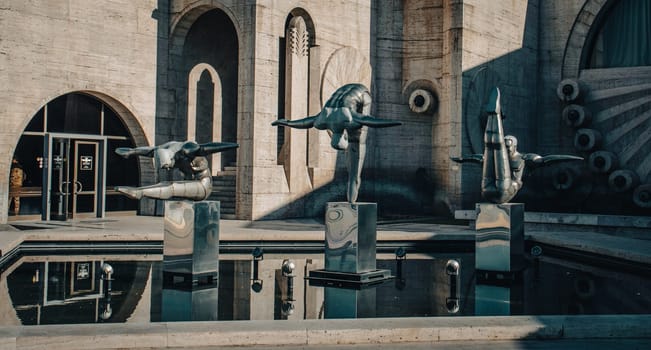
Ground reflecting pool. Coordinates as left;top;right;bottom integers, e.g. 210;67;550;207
2;247;649;325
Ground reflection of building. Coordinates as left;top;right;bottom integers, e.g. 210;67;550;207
3;258;152;325
1;0;649;224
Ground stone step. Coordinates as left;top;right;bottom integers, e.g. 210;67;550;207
211;186;236;193
210;198;235;205
220;208;236;215
210;168;236;218
213;178;236;186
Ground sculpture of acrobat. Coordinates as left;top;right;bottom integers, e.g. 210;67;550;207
452;87;583;204
272;83;402;203
115;141;238;201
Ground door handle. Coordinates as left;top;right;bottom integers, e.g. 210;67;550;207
75;181;83;194
59;181;71;195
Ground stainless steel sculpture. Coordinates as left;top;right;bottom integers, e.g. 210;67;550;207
272;83;401;202
452;87;583;203
115;141;238;201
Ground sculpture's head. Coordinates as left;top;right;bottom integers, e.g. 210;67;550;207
505;135;518;155
315;106;358;150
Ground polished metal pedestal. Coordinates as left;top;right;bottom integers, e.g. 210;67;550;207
324;287;376;319
161;287;219;321
308;203;392;316
324;202;377;273
475;202;524;271
161;200;220;321
163;200;220;288
474;203;524;315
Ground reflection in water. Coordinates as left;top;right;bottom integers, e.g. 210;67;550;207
3;252;651;325
5;259;152;325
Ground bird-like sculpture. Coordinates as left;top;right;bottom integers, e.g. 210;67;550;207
272;83;401;202
452;87;583;203
115;140;238;201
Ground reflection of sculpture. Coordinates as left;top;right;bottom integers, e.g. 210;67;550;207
115;141;238;201
452;87;583;203
272;83;401;202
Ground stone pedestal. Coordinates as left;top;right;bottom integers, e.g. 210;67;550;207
163;200;220;288
325;202;377;273
475;203;524;272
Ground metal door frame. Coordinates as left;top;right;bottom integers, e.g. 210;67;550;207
42;133;107;221
72;140;99;218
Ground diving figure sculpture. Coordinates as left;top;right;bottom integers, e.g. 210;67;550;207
452;87;583;204
272;83;402;203
115;141;239;201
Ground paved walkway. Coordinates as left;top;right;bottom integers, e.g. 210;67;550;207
161;339;651;350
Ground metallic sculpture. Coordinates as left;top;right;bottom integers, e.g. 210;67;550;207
272;83;401;202
452;87;583;203
115;141;238;201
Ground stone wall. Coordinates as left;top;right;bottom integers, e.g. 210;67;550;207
372;0;540;215
245;1;374;219
457;0;540;208
0;1;159;223
3;0;642;222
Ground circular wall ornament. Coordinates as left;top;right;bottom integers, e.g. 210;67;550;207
321;47;372;108
557;73;651;208
408;89;435;114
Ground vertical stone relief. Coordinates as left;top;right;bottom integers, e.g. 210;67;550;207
281;16;312;194
288;18;309;57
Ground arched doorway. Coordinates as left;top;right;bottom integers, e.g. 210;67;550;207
176;9;238;169
10;92;140;220
167;7;239;218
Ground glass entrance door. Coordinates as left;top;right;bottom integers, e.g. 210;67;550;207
73;140;99;218
43;134;106;221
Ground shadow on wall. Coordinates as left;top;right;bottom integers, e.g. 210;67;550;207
258;165;437;221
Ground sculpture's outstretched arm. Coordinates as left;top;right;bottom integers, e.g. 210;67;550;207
115;146;156;159
197;142;239;156
271;116;317;129
450;154;484;164
522;153;583;169
179;141;239;158
353;115;402;128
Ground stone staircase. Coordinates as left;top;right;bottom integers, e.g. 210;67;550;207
209;165;237;219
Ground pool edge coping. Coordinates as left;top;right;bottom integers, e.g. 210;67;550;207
0;314;650;349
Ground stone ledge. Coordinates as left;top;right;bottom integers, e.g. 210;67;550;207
455;210;651;229
0;315;649;349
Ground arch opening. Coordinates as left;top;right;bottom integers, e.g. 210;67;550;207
9;92;142;220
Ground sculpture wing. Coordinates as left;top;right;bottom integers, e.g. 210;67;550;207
354;115;402;128
450;154;484;164
115;146;156;158
271;116;317;129
196;142;239;156
523;153;583;168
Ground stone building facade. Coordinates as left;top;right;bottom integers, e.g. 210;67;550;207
1;0;649;224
